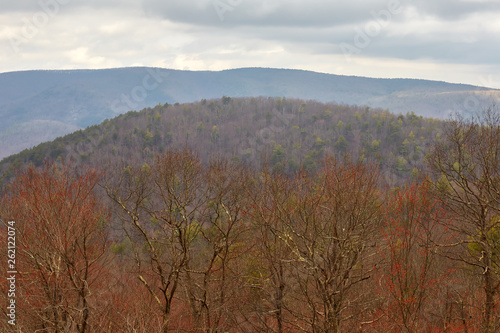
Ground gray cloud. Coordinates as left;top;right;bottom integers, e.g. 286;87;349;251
135;0;500;66
141;0;403;27
0;0;499;88
0;0;138;13
412;0;500;21
140;0;500;26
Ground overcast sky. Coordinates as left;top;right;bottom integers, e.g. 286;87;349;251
1;0;499;88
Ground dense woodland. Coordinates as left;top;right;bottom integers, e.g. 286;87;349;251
1;98;500;332
0;97;444;187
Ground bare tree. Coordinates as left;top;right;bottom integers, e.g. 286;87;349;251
427;107;500;333
245;168;296;333
255;158;381;332
0;162;109;333
183;157;253;332
105;149;208;332
373;181;453;332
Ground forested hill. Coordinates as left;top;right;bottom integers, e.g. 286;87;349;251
0;97;445;187
1;67;498;159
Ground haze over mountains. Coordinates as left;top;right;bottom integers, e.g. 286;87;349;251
1;67;499;160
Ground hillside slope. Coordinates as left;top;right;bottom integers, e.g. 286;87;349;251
0;97;446;188
1;67;498;159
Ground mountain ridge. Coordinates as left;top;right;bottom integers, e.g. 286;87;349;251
0;96;445;188
1;66;499;159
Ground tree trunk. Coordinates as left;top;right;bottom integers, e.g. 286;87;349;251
484;255;495;333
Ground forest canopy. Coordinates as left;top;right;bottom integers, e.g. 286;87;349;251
1;99;499;332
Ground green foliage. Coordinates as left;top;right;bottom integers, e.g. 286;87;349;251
435;174;451;194
411;167;419;178
271;144;286;170
395;157;409;173
222;96;231;105
110;237;131;255
143;129;154;147
370;140;381;153
153;112;162;122
142;163;150;174
354;111;361;122
399;139;410;156
211;125;220;144
334;135;348;153
314;137;326;149
50;144;65;160
183;222;202;244
389;121;401;141
468;218;500;266
123;165;132;179
303;149;321;173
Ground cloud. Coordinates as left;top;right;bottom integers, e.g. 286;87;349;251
135;0;500;66
141;0;401;27
0;0;139;13
0;0;499;89
140;0;500;27
409;0;500;21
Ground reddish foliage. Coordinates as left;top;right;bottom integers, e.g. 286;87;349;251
370;181;455;332
1;161;109;332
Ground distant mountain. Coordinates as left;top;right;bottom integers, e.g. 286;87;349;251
1;67;499;159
